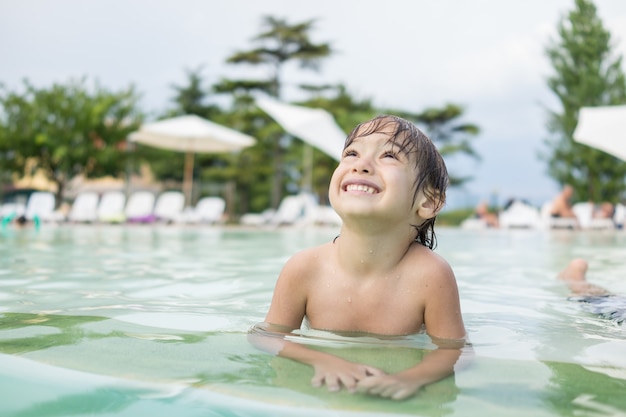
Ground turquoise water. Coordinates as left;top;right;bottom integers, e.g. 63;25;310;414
1;225;625;416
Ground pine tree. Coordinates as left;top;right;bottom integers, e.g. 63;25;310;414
544;0;626;202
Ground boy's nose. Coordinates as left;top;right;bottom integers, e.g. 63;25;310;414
352;158;372;174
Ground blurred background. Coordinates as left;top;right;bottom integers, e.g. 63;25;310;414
1;0;625;224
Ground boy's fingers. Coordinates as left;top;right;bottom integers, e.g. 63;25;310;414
364;366;384;376
325;376;341;392
311;370;326;388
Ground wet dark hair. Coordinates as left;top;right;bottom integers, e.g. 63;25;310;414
343;115;448;249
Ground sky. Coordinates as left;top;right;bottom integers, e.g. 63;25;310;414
2;0;626;209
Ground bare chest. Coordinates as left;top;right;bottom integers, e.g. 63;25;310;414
305;274;425;335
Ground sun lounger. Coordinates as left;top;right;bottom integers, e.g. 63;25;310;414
614;203;625;229
193;197;226;224
68;191;99;223
24;191;59;222
572;202;615;230
175;196;226;224
97;191;126;223
239;208;276;226
460;217;489;230
268;193;319;226
153;191;185;223
125;191;156;223
540;201;579;229
499;200;541;229
1;202;26;221
241;193;332;227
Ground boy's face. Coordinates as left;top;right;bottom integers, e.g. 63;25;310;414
329;121;425;225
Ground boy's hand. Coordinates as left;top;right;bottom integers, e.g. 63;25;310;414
356;373;422;400
311;356;384;393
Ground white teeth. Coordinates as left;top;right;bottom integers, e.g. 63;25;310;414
346;184;376;194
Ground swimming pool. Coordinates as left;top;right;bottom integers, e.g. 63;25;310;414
1;225;625;416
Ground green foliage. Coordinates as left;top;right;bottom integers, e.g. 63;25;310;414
227;16;332;97
437;208;475;227
166;66;221;119
1;14;490;218
0;78;144;206
544;0;626;202
222;15;334;209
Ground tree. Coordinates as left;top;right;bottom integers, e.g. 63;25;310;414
222;16;333;208
393;104;480;187
166;66;221;118
226;16;332;98
544;0;626;202
0;78;144;206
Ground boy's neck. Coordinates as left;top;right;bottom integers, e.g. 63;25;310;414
333;224;416;275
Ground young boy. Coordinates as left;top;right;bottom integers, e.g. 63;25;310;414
250;115;467;400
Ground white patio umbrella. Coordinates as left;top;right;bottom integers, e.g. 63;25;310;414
256;97;346;190
129;115;256;205
573;105;626;162
256;97;345;161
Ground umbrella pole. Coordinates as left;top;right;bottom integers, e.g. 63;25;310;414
183;151;195;207
303;143;313;192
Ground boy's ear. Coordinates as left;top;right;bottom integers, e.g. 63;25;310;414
414;189;443;220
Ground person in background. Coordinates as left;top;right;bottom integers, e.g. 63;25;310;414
557;258;625;323
550;185;578;222
592;202;615;220
474;200;499;228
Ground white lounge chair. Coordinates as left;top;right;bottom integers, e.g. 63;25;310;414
125;191;156;223
176;196;227;224
153;191;185;223
1;202;26;221
460;217;489;230
540;201;578;229
314;205;342;226
499;200;541;229
571;202;615;230
24;191;59;222
614;203;625;229
193;196;226;224
240;193;321;227
68;191;99;223
97;191;126;223
1;202;28;228
269;193;318;226
239;208;276;226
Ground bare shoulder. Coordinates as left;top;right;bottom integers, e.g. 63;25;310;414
274;243;333;293
407;245;464;339
406;244;455;283
280;243;330;277
265;243;332;328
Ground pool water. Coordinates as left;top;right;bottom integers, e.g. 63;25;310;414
1;225;625;416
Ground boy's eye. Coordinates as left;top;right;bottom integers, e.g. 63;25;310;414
383;151;399;159
343;149;357;158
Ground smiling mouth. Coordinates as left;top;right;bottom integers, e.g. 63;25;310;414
345;184;378;194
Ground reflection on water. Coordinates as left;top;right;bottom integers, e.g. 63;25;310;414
1;226;625;416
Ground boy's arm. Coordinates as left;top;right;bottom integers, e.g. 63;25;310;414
250;251;384;392
358;257;469;400
356;338;470;400
249;326;383;392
